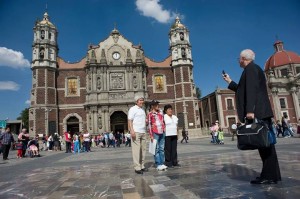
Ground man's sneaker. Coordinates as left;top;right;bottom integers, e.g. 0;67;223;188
161;165;168;169
157;165;166;171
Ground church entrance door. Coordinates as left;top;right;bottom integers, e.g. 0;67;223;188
67;116;79;134
110;111;127;133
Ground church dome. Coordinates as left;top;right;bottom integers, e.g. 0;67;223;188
38;12;55;28
264;40;300;71
171;16;185;29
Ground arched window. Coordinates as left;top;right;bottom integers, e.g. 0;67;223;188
39;48;45;59
179;32;184;41
41;30;45;39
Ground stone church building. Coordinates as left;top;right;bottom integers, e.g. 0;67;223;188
29;12;200;136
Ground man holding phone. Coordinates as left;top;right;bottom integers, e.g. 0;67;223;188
222;49;281;184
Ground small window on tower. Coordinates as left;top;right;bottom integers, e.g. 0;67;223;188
67;78;78;96
181;47;186;58
281;69;288;77
49;32;52;40
41;30;45;39
179;32;184;41
39;48;45;59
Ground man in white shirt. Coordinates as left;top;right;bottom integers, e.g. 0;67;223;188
128;95;147;174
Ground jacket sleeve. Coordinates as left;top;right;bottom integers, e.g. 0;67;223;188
245;65;259;113
147;113;153;138
228;81;238;92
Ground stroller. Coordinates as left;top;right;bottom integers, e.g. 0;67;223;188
27;139;40;158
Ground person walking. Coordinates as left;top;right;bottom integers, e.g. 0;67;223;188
223;49;281;184
18;128;29;157
128;96;147;174
64;131;72;153
0;126;15;160
148;100;167;171
163;104;180;168
180;128;188;143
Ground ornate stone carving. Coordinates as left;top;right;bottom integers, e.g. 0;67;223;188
113;34;119;43
89;114;92;129
133;75;138;89
98;115;102;129
127;49;131;58
109;93;126;99
88;75;92;91
97;76;101;90
110;73;124;89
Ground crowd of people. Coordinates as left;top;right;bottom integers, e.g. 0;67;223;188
0;127;40;160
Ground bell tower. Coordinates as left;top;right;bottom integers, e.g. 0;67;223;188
29;12;59;137
169;16;200;129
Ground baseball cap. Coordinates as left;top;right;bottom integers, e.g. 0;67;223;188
149;100;160;106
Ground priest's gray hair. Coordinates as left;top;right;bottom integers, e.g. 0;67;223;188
240;49;255;61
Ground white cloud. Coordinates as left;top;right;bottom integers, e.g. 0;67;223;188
0;81;20;91
25;100;31;105
135;0;176;23
0;47;30;69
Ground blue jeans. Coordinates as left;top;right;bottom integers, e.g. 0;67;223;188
153;133;165;166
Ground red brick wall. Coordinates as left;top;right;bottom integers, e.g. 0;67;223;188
47;70;55;88
175;84;182;98
182;66;190;82
47;88;56;104
184;84;191;97
35;109;45;134
36;88;45;104
37;69;45;87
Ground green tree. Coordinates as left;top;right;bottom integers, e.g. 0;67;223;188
196;87;202;99
17;108;29;129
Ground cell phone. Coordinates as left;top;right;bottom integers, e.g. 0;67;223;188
222;70;227;76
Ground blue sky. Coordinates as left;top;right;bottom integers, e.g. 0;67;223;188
0;0;300;120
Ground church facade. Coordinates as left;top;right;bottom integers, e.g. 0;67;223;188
29;12;201;136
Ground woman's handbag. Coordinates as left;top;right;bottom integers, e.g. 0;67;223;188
236;119;271;150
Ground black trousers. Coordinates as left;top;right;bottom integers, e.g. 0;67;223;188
165;135;178;166
2;144;11;160
258;118;281;181
65;141;71;153
258;144;281;181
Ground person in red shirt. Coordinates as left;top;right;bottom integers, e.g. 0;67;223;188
147;100;167;171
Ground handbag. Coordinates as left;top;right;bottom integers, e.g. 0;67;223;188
236;118;270;150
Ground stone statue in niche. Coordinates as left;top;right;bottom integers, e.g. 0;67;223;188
133;76;138;89
91;49;96;59
88;75;92;90
98;115;102;129
181;47;186;58
127;49;132;58
136;50;141;58
89;114;92;129
101;49;106;58
97;76;101;90
39;48;45;59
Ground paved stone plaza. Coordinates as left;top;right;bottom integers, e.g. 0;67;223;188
0;136;300;199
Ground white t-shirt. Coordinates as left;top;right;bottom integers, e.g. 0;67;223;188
128;105;146;133
164;114;178;136
83;133;90;142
